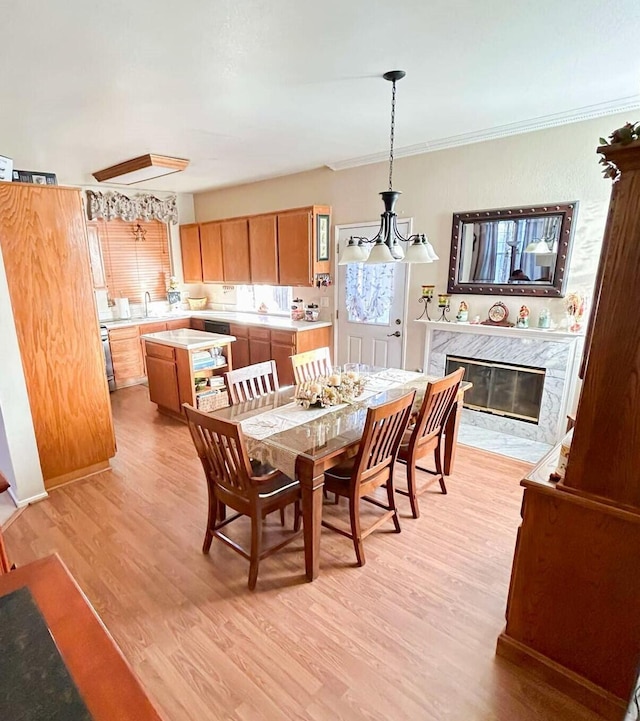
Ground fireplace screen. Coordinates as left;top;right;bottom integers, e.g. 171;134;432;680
446;355;546;423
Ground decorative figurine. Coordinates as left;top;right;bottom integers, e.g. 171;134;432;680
416;285;435;320
456;301;469;323
564;291;585;332
516;305;530;328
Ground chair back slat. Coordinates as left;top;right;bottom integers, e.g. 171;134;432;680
184;404;254;495
226;360;279;405
352;391;415;486
413;368;465;447
291;347;332;384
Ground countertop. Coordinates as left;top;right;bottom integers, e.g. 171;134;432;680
140;329;236;350
102;310;332;333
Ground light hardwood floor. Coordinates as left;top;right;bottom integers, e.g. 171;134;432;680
5;385;604;721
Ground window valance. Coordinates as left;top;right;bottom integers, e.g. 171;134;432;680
86;190;178;225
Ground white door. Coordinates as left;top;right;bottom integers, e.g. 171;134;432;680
336;221;409;369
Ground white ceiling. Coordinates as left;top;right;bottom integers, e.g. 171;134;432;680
2;0;639;194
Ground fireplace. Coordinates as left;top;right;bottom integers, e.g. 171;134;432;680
446;355;545;423
419;321;582;445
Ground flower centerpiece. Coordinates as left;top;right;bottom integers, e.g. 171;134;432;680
295;370;366;409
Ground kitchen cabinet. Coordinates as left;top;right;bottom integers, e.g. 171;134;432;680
200;221;224;282
180;224;203;283
146;354;181;415
249;214;279;284
248;326;272;365
229;324;250;368
190;318;206;331
221;219;251;283
143;334;234;421
109;326;145;387
277;205;331;287
165;318;191;331
230;323;332;387
138;321;167;375
0;183;116;488
277;210;313;286
270;330;297;386
180;204;331;287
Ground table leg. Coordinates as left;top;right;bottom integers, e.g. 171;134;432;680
296;460;324;581
444;394;463;476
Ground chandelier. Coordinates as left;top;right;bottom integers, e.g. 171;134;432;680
338;70;438;265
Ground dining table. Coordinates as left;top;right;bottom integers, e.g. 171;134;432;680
211;368;471;581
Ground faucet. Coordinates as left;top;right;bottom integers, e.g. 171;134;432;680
144;291;151;318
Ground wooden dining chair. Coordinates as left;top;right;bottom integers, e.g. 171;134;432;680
321;390;416;566
225;360;279;404
184;404;302;590
396;368;465;518
290;346;332;384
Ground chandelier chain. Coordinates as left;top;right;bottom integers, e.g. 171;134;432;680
388;79;396;191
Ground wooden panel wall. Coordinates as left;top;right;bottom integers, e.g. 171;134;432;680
0;184;116;487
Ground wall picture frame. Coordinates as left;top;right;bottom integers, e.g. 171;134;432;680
316;214;330;261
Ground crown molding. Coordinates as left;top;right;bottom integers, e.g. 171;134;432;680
326;96;640;171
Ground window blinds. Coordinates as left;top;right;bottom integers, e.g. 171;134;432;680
97;218;171;303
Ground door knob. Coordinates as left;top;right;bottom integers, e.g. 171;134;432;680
386;330;401;337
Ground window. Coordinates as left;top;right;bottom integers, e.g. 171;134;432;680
235;285;292;315
97;218;171;303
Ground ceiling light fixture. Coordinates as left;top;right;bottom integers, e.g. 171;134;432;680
338;70;438;266
92;154;190;185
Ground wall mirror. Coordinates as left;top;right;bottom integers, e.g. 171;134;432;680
448;202;577;297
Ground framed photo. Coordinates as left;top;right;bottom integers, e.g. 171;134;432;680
316;214;330;261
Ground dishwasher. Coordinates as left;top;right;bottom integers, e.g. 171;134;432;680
203;320;231;335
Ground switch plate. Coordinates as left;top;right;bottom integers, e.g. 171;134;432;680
320;297;329;308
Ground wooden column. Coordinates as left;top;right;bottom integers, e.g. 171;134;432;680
497;138;640;720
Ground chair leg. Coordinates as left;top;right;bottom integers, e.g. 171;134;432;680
435;444;447;495
248;511;262;591
406;460;420;519
386;474;401;533
279;508;285;526
293;499;301;532
202;492;218;554
349;498;366;567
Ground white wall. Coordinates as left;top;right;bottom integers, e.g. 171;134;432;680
0;241;46;505
192;113;625;371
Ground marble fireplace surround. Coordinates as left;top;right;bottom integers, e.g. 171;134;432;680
419;321;583;445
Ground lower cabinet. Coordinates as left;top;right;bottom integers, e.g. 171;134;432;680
248;326;272;365
270;331;297;386
109;326;145;388
138;321;167;375
229;324;332;387
146;355;181;414
229;324;250;368
190;318;206;331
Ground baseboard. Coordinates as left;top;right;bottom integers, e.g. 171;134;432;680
44;461;111;490
8;487;48;508
496;632;626;720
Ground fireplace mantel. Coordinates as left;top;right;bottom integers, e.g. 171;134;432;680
416;319;584;342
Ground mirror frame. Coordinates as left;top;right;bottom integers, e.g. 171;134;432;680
447;202;578;297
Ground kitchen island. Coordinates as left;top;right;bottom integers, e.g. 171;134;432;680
140;329;235;420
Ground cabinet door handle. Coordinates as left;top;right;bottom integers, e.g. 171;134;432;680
386;331;401;337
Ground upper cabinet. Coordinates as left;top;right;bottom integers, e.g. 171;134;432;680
86;221;107;289
200;221;224;282
178;204;331;287
249;214;279;284
221;219;251;283
180;223;202;283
